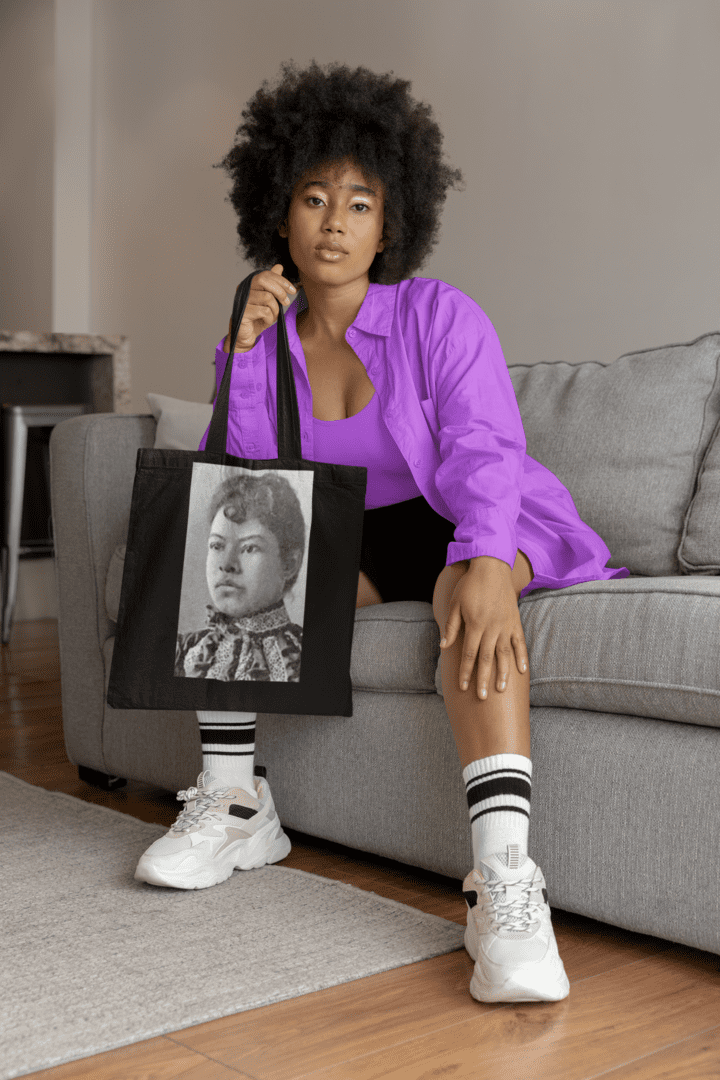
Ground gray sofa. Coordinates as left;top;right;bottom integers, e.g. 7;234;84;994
50;330;720;957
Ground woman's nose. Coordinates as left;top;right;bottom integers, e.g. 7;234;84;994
323;209;346;232
219;548;242;572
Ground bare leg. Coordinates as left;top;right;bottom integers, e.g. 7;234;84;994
432;551;533;767
356;569;383;608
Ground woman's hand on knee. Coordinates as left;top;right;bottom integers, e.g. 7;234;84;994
439;558;529;697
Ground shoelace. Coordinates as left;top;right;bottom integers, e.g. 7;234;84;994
170;785;235;833
482;874;544;933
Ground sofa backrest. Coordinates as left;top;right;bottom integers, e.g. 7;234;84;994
509;332;720;577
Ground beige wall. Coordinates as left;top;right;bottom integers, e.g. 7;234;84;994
0;0;54;333
3;0;720;412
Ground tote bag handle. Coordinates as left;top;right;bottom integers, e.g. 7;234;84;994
205;270;302;459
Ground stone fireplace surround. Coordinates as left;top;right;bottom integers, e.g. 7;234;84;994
0;331;131;622
0;331;130;413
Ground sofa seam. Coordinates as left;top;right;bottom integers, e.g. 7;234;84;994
530;675;720;696
521;583;720;601
351;685;439;695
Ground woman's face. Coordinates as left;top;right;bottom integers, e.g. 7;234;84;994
206;511;290;619
278;159;385;289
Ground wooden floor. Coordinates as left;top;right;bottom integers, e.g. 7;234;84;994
3;620;720;1080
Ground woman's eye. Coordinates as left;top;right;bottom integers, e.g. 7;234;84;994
209;542;223;551
242;544;259;554
308;196;324;206
352;203;369;212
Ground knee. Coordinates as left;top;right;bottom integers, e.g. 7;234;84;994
356;570;383;609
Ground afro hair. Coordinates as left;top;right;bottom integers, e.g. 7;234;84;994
213;60;464;284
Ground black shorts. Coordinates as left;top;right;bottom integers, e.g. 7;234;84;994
359;496;457;605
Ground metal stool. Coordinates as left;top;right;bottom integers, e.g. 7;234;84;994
2;404;86;643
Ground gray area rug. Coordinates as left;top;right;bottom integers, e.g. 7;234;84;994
0;771;465;1079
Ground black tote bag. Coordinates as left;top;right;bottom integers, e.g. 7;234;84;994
107;271;367;716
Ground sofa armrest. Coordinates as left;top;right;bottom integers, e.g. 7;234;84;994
49;413;156;771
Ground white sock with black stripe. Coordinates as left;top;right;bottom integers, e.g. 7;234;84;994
463;753;532;867
196;711;257;795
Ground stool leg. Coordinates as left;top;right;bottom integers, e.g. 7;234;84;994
3;411;27;644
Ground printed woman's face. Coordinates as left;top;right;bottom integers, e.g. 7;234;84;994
206;512;287;619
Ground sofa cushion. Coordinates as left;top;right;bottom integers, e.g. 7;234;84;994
351;601;440;693
146;393;213;451
509;332;720;576
679;414;720;573
105;543;440;693
108;531;720;724
435;577;720;730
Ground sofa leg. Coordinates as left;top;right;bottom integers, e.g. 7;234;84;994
78;765;127;791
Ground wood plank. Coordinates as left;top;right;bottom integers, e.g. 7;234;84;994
167;931;683;1080
599;1024;720;1079
280;947;720;1080
0;677;62;702
166;952;477;1078
21;1035;252;1079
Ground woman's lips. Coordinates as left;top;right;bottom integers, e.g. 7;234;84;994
315;248;346;261
216;581;243;591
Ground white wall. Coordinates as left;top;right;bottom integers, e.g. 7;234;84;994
3;0;720;410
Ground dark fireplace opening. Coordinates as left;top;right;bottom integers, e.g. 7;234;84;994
18;426;54;558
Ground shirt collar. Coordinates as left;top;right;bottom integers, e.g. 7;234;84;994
351;282;397;337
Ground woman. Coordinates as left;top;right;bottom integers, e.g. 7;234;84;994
175;472;305;682
136;61;629;1003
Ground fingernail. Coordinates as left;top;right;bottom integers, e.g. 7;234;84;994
461;680;468;691
289;285;297;292
480;688;487;698
521;662;527;671
440;638;447;647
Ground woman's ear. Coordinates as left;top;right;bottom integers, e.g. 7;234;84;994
278;219;288;238
283;549;303;585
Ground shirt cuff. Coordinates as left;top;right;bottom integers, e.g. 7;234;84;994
445;539;518;571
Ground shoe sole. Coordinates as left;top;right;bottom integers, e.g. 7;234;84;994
464;925;570;1003
135;820;292;890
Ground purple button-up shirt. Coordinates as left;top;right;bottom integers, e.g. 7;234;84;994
200;276;629;598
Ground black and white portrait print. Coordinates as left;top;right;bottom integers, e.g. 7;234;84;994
175;464;313;682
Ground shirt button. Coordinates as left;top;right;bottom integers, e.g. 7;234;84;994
414;459;421;467
256;383;262;391
240;391;250;399
247;443;255;450
302;432;308;440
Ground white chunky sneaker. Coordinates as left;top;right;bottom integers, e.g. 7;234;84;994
134;768;291;890
463;843;570;1003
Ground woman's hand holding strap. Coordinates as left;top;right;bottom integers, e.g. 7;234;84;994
223;264;297;353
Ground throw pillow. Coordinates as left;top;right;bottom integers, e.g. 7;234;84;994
146;392;213;451
679;413;720;573
508;331;720;577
